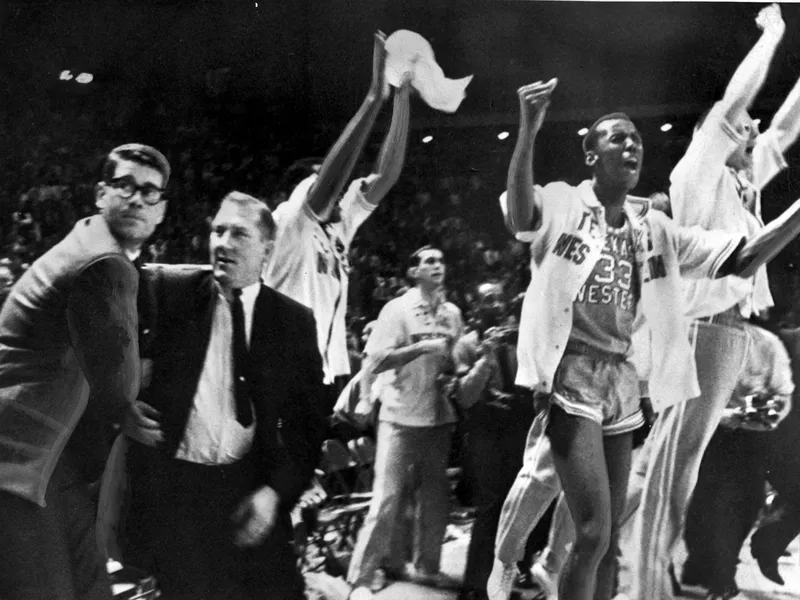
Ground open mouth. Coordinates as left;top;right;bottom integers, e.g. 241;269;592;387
745;145;755;156
622;157;639;170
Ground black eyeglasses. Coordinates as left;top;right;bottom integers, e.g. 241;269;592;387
104;176;165;205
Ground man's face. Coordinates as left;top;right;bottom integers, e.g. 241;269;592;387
209;201;272;290
476;283;507;324
727;113;759;173
414;249;446;289
590;119;644;191
96;159;167;248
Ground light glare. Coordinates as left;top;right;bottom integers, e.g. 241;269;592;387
422;135;433;143
497;131;509;140
660;123;673;132
76;73;93;84
578;127;589;136
59;70;73;81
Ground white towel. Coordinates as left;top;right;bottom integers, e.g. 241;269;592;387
385;30;473;113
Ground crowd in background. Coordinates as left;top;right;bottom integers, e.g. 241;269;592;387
3;87;800;330
0;88;533;332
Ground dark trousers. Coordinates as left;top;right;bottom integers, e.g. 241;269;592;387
751;399;800;563
124;444;303;600
684;427;769;591
461;396;537;593
0;455;112;600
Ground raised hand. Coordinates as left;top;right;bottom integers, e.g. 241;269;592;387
517;78;558;134
756;3;785;39
369;31;389;100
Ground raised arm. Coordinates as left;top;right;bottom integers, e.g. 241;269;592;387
718;3;785;124
721;197;800;278
363;78;412;205
768;74;800;153
505;78;557;235
306;32;389;220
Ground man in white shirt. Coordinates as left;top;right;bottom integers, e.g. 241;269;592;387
263;33;411;413
628;5;800;598
347;246;464;599
124;192;326;600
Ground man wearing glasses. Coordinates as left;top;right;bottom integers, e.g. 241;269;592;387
0;143;169;600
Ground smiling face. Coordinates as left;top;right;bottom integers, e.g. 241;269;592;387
95;159;167;252
587;119;644;192
476;282;507;327
727;112;759;173
209;200;272;292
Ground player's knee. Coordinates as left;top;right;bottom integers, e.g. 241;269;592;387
572;514;611;558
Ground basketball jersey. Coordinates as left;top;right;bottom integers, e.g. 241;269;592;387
263;174;376;384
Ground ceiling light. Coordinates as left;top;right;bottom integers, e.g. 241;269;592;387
497;131;509;140
578;127;589;136
59;70;73;81
422;135;433;143
660;123;673;132
76;73;93;84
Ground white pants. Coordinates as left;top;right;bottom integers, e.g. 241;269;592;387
628;320;751;599
494;411;562;564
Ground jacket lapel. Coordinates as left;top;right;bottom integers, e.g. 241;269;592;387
249;285;283;439
250;284;279;372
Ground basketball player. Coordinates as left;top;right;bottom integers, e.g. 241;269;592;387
628;5;800;597
494;60;800;600
263;33;411;414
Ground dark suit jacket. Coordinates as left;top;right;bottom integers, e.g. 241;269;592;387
0;216;140;507
133;265;326;509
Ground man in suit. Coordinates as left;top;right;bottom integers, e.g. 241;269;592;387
124;191;326;600
0;143;170;600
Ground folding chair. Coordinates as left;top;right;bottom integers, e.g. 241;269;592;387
301;439;373;577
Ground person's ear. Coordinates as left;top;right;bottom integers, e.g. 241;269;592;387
585;152;598;168
95;182;108;209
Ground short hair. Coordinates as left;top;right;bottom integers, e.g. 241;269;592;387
408;245;442;269
282;157;325;192
581;112;635;154
99;144;171;187
220;191;276;241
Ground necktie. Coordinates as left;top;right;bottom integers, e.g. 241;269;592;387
231;289;254;427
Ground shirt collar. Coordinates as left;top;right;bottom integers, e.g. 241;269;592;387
406;286;446;310
238;280;261;307
217;279;262;306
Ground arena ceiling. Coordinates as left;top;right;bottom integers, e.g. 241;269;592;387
4;1;800;128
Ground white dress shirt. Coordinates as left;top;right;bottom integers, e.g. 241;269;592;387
175;280;261;464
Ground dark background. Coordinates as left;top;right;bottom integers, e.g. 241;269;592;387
3;1;800;317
